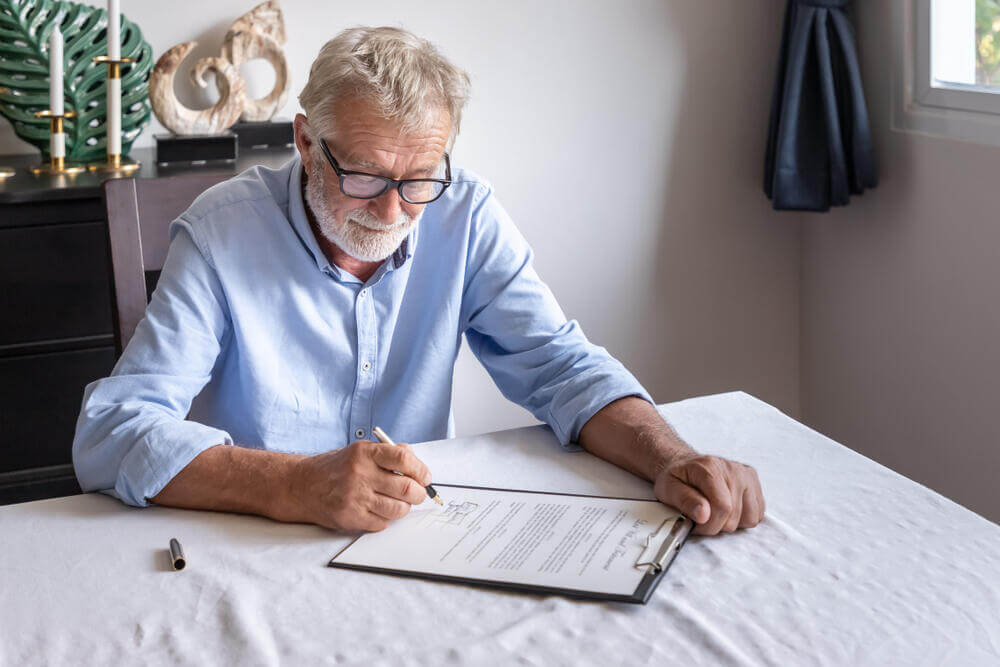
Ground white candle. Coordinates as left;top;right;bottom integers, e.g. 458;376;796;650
49;26;65;160
108;0;120;60
108;77;121;156
49;26;63;116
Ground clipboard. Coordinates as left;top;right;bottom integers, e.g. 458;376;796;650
328;484;694;605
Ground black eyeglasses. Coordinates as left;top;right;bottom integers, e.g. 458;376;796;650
318;138;452;204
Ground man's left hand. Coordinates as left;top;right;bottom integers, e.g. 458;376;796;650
654;454;765;535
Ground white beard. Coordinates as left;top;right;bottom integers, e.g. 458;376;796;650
304;157;420;262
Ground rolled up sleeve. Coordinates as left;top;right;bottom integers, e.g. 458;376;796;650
460;185;653;449
72;220;233;506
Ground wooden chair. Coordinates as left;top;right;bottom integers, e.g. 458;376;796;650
103;173;230;352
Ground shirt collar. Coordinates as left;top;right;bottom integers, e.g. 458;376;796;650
285;154;416;279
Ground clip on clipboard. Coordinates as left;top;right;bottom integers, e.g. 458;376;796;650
634;514;693;574
624;514;693;603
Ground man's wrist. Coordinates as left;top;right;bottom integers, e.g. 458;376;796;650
268;453;309;524
578;396;699;483
638;422;697;480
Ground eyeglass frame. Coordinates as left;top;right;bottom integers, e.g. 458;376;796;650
317;137;452;204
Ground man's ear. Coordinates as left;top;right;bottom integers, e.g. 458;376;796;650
293;114;314;173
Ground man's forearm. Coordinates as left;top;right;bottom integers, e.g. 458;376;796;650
580;395;766;534
151;440;433;532
150;444;305;522
577;396;696;480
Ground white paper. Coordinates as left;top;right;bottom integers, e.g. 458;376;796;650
332;486;683;596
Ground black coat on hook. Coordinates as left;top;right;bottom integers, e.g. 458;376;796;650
764;0;877;211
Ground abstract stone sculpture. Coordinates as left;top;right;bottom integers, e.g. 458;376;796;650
148;41;246;135
220;0;289;122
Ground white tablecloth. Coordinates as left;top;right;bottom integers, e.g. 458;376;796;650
2;392;999;666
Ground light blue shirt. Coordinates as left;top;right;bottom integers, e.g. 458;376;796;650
72;156;652;507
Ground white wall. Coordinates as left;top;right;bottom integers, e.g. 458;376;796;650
0;1;800;438
801;2;1000;522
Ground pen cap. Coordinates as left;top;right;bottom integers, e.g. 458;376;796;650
169;538;186;570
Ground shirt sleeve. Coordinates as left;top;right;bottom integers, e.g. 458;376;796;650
72;220;234;507
459;184;654;449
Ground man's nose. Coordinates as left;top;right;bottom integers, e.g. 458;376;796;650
368;186;403;223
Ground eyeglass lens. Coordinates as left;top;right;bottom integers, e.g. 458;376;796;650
340;175;445;203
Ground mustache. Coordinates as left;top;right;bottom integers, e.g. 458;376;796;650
347;208;413;231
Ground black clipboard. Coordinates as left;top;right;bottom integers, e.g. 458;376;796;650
328;484;693;605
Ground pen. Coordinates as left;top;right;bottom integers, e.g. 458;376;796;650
372;426;444;506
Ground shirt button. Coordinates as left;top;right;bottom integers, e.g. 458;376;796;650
359;289;367;298
355;428;366;439
362;361;372;371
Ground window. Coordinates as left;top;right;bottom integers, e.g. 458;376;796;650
896;0;1000;144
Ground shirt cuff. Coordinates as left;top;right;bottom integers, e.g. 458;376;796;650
114;422;234;507
546;362;654;451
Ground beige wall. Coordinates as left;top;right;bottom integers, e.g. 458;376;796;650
0;1;802;437
801;1;1000;522
451;0;802;434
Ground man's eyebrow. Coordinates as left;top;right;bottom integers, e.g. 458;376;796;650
342;156;440;178
342;156;383;171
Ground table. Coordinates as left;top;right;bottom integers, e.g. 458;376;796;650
3;392;999;665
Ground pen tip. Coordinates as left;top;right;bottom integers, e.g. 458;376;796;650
433;495;443;505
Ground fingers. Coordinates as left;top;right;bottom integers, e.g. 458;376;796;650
654;474;711;524
324;490;411;531
739;466;766;528
302;442;436;532
369;492;412;522
739;486;759;529
665;456;766;536
369;442;431;486
722;479;743;533
365;513;391;532
372;469;428;505
679;460;734;535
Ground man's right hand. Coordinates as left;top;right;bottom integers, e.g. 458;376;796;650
283;440;431;532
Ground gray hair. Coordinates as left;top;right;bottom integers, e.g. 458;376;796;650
298;26;471;149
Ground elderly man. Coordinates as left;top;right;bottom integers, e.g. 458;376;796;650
73;26;763;536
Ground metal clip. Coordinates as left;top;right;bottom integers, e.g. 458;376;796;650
634;516;689;573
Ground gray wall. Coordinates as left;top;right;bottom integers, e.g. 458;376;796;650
801;1;1000;522
0;1;801;438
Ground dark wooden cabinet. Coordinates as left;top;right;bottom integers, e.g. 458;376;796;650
0;145;296;505
0;221;114;346
0;346;117;473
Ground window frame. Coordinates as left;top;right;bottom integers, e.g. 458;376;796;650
895;0;1000;145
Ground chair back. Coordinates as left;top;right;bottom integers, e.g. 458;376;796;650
103;173;229;351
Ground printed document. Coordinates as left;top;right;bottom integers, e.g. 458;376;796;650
330;485;685;597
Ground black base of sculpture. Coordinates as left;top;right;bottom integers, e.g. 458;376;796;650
155;132;238;165
232;120;294;149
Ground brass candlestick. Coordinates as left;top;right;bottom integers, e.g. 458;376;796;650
88;55;140;174
29;110;86;175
